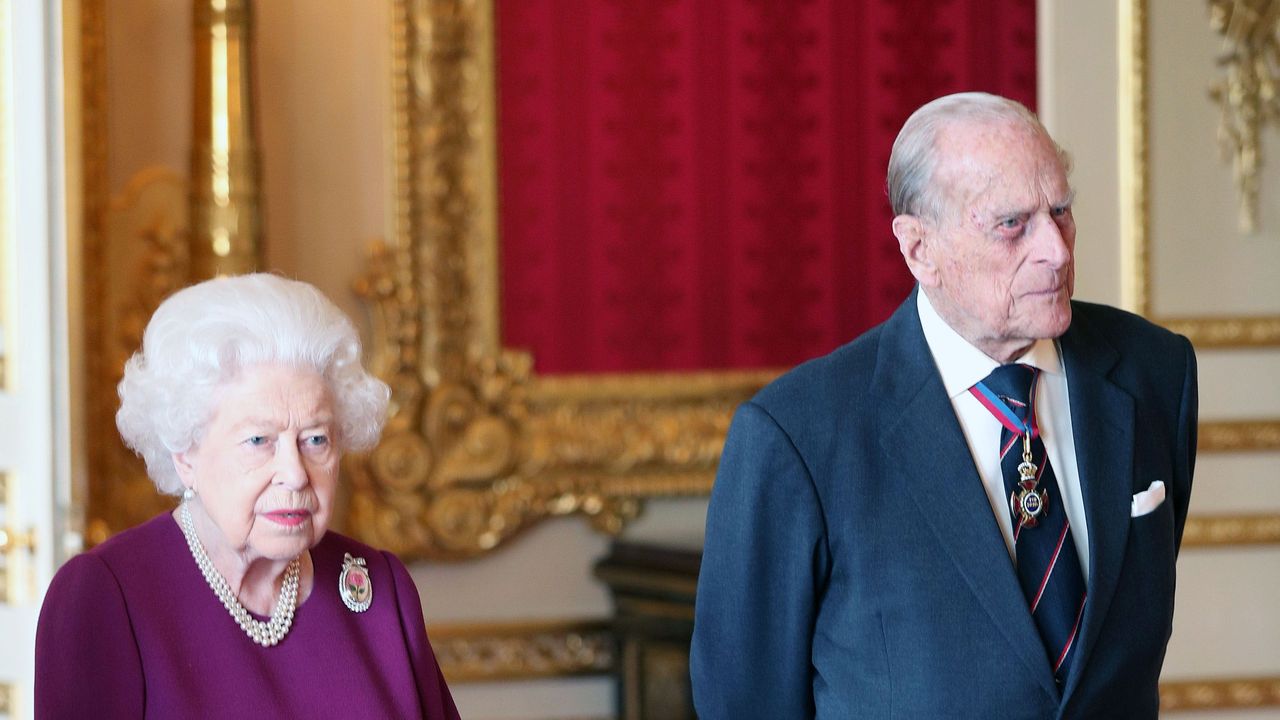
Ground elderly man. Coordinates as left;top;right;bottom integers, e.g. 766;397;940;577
691;93;1197;719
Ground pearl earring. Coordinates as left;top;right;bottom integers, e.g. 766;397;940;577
183;487;196;502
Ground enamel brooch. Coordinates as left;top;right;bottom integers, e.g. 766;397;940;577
339;553;372;612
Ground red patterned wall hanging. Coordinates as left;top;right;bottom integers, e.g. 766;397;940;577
497;0;1037;374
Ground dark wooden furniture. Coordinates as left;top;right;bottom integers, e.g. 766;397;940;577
594;542;701;720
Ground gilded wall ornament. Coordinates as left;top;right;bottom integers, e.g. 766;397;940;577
1207;0;1280;234
430;620;615;682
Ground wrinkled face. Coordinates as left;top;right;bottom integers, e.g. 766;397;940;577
920;120;1076;361
175;363;339;564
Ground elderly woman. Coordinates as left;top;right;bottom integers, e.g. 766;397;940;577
35;274;459;719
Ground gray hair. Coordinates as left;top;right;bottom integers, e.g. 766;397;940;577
886;92;1071;218
116;273;390;495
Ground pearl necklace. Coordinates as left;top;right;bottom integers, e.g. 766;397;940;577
179;502;301;647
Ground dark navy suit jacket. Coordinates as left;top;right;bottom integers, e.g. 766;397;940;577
691;292;1198;719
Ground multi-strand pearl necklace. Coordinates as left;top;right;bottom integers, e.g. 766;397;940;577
179;502;301;647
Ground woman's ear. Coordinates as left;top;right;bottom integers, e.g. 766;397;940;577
172;451;196;489
893;214;939;287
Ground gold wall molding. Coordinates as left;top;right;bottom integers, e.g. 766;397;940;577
1121;0;1280;347
1163;315;1280;347
430;619;616;683
1183;513;1280;546
1199;419;1280;451
1161;676;1280;711
346;0;770;559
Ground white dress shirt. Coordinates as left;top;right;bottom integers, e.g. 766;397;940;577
916;290;1090;582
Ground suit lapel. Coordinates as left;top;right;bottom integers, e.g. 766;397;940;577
1056;309;1135;704
876;293;1059;701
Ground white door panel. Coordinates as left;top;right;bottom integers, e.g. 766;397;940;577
0;1;70;718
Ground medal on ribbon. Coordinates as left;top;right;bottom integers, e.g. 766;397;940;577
1010;433;1048;529
339;553;372;612
971;373;1048;532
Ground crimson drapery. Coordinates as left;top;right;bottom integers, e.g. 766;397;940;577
497;0;1036;374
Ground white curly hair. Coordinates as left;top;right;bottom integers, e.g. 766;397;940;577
116;273;390;495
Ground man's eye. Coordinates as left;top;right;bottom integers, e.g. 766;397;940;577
1051;206;1072;218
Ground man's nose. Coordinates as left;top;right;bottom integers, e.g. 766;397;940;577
1033;214;1072;269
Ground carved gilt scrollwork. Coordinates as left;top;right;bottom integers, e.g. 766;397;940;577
349;248;763;556
1182;513;1280;545
1161;676;1280;711
430;620;616;682
1207;0;1280;234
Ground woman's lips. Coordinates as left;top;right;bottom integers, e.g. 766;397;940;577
263;509;311;527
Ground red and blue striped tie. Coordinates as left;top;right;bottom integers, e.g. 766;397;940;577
972;364;1087;689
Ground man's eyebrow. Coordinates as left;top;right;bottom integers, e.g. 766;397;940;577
1055;188;1077;207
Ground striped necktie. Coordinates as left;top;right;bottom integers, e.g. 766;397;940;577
971;364;1087;689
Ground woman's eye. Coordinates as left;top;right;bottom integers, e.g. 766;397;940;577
304;435;329;447
246;435;269;447
999;217;1024;230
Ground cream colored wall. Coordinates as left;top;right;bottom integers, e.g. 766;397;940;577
1042;2;1280;716
101;1;1278;717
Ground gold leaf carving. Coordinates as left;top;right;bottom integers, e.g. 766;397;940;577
1165;315;1280;347
1207;0;1280;234
1183;514;1280;546
371;432;433;492
430;620;616;683
1199;419;1280;451
1161;676;1280;711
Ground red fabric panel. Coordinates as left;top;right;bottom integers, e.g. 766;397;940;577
497;0;1037;374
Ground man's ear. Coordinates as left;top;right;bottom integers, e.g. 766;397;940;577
893;214;939;287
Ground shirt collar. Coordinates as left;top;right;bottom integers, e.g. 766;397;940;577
916;289;1063;400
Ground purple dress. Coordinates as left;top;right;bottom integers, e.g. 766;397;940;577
35;514;460;719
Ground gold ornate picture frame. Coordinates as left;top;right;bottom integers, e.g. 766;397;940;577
343;0;775;560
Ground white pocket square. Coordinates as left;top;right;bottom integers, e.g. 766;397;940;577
1130;481;1166;517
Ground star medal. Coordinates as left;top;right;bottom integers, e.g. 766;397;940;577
339;553;372;612
1009;433;1047;529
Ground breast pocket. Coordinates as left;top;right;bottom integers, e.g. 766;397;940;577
1124;483;1178;616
